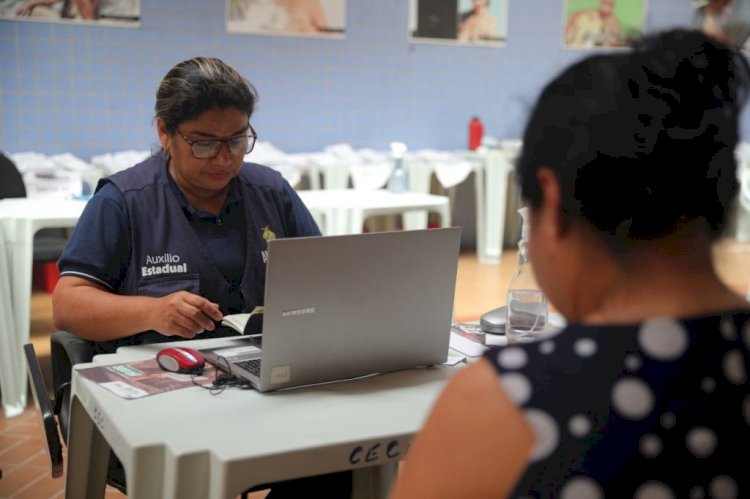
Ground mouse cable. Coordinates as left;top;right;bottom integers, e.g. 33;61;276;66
191;354;252;394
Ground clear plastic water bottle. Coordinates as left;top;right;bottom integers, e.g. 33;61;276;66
505;207;548;343
387;142;408;193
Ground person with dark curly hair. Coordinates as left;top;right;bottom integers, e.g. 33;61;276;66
391;29;750;499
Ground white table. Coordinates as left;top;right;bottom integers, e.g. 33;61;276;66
471;147;517;264
0;191;451;418
405;149;517;264
303;149;517;263
0;198;87;418
66;337;461;499
297;189;452;236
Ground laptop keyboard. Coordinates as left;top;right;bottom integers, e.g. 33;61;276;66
235;358;261;377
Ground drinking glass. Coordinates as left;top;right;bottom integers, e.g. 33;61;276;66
506;289;548;344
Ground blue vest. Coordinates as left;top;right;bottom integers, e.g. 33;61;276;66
95;153;306;352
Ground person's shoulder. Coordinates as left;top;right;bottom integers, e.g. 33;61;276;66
105;153;166;192
237;162;285;188
92;181;125;202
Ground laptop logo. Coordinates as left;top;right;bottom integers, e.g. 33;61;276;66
281;307;316;318
270;365;291;384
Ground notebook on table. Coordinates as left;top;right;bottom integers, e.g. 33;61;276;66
199;227;462;392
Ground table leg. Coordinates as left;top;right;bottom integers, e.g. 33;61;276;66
351;462;399;499
402;211;428;231
65;395;109;499
0;225;24;417
324;163;351;189
437;202;451;228
478;150;512;264
403;161;433;230
473;158;487;263
306;165;321;190
1;218;33;416
347;209;365;235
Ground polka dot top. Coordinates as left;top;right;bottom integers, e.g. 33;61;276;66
483;312;750;499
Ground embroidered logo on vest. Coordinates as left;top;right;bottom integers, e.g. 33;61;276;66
261;226;276;263
141;253;188;277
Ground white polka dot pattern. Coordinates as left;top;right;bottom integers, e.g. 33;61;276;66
497;347;528;370
639;434;662;458
560;477;603;499
484;313;749;498
720;318;737;341
722;350;747;385
539;340;555;355
612;378;655;420
709;475;738;499
660;412;676;429
625;354;642;372
568;414;591;438
524;409;559;461
500;373;532;405
686;426;717;458
634;481;675;499
638;319;689;361
574;338;597;357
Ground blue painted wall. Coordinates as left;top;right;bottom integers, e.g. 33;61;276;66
0;1;701;159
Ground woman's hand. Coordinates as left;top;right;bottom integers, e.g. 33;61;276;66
151;291;223;338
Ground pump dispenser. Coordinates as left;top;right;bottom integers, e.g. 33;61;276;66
505;207;548;343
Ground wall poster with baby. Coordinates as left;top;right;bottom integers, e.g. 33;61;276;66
690;0;750;53
0;0;140;27
563;0;646;49
409;0;508;46
226;0;346;38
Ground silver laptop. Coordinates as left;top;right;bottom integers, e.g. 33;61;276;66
199;227;461;392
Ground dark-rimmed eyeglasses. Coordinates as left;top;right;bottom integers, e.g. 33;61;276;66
177;124;257;159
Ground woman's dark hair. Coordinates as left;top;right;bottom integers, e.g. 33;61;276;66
516;29;750;246
155;57;258;134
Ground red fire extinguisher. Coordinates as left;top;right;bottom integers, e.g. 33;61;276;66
468;116;484;150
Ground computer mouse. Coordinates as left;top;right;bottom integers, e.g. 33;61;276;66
156;347;205;374
480;305;507;334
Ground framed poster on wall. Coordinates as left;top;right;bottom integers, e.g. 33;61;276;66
0;0;139;26
691;0;750;51
409;0;508;46
227;0;346;38
563;0;646;49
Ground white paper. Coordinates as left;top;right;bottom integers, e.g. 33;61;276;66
99;380;150;399
449;331;487;357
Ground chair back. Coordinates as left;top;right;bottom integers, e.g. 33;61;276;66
23;343;64;479
0;153;26;199
50;330;95;440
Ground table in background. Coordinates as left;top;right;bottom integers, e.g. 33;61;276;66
401;148;519;264
0;198;87;418
471;147;518;264
303;147;518;263
66;337;460;499
297;189;451;236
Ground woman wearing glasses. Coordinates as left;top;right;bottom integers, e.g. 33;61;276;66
52;56;350;497
52;57;321;354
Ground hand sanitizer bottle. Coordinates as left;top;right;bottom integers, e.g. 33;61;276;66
387;141;408;193
505;207;548;343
